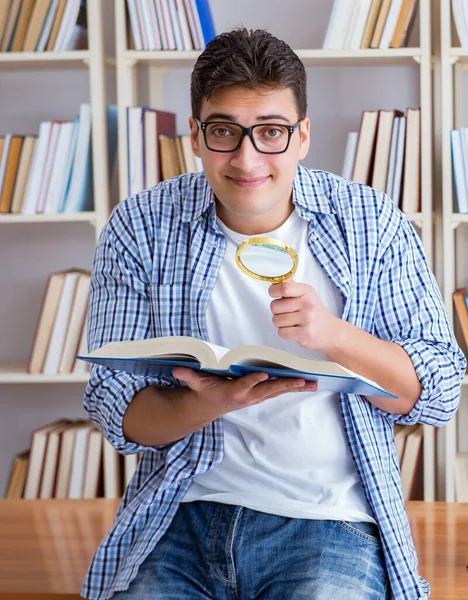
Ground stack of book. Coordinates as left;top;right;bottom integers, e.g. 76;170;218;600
394;423;424;500
0;104;117;215
341;107;421;213
0;0;87;53
126;0;216;51
453;0;468;47
126;106;202;196
323;0;418;50
450;127;468;213
28;269;90;376
5;419;141;499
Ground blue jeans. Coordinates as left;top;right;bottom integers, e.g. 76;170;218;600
112;500;390;599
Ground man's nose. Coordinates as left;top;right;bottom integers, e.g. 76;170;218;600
229;134;264;169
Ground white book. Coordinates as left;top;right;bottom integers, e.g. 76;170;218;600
348;0;374;50
154;0;169;49
379;0;403;49
83;429;103;499
385;116;400;199
21;122;52;215
127;107;144;196
124;453;139;488
36;122;61;213
36;0;60;51
44;122;74;214
144;109;158;188
391;116;406;206
175;0;193;50
53;0;81;51
323;0;347;49
167;0;184;50
183;0;204;49
344;0;362;50
64;104;92;213
157;0;176;50
459;127;468;214
135;0;152;50
0;134;11;199
401;108;420;213
452;130;468;213
341;132;358;181
72;312;89;374
453;0;468;47
194;155;203;172
143;0;162;50
42;271;80;375
103;438;122;499
68;423;92;498
57;118;79;212
127;0;144;50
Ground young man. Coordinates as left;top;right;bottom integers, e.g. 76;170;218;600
82;28;465;600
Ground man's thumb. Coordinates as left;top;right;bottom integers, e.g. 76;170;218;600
172;367;201;389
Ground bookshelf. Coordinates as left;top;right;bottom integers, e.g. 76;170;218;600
0;0;112;495
114;0;436;500
440;0;468;501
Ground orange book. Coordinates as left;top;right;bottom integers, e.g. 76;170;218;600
361;0;383;49
10;0;36;52
370;0;392;48
46;0;68;51
390;0;418;49
22;0;54;52
0;135;24;213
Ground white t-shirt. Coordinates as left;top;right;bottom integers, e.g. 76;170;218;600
181;209;374;523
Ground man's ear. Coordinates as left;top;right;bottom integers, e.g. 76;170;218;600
189;117;201;157
298;117;311;161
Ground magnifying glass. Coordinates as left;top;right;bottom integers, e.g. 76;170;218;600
235;237;298;283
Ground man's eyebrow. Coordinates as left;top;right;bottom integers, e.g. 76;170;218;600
202;112;293;123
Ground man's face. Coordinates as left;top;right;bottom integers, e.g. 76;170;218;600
189;86;310;234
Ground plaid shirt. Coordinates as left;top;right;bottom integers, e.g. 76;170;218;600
82;165;465;600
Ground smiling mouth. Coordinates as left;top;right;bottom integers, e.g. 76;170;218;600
227;176;270;187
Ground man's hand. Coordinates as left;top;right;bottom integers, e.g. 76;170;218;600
172;367;317;417
269;279;340;354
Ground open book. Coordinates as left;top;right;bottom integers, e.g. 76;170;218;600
78;336;396;398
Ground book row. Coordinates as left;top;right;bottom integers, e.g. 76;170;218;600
6;419;423;500
0;104;118;215
5;419;140;500
28;269;90;375
126;0;216;51
452;0;468;48
342;107;421;214
0;0;87;53
126;106;202;196
323;0;418;51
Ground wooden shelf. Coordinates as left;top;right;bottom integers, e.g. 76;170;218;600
123;48;422;69
0;212;97;225
0;364;89;384
450;48;468;62
0;51;92;70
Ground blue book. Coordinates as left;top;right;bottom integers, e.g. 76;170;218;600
195;0;216;45
78;335;397;398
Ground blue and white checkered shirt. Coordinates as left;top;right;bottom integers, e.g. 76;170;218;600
82;165;466;600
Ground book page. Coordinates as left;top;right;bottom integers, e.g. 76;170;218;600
203;341;231;362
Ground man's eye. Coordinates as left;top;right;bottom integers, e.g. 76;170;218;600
263;128;283;138
212;128;233;137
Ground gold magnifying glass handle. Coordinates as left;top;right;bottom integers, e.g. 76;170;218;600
235;236;299;283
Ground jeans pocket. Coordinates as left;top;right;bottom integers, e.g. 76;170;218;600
335;520;381;546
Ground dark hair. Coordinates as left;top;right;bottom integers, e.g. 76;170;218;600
190;28;307;120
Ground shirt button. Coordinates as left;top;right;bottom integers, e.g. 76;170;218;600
197;216;203;223
340;275;347;284
310;233;318;242
213;239;218;247
200;280;206;289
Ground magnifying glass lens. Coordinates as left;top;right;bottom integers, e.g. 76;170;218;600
235;237;298;283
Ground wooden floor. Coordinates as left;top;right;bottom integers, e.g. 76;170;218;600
0;500;467;598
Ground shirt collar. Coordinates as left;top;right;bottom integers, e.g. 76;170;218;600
180;164;335;224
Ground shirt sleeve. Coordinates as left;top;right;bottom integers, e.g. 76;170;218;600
373;209;466;427
83;197;178;454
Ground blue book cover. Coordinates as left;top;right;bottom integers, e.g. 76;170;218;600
195;0;216;45
77;336;397;399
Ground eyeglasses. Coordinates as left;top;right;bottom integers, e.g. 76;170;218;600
195;119;301;154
